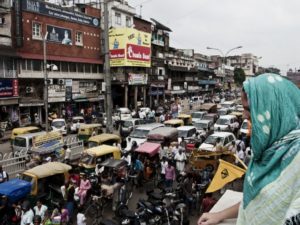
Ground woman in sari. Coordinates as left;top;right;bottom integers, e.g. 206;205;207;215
198;73;300;225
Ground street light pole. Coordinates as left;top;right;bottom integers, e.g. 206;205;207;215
103;0;113;133
43;32;49;132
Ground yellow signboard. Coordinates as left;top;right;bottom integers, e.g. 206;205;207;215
109;28;152;67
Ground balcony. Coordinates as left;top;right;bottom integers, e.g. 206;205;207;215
111;1;136;15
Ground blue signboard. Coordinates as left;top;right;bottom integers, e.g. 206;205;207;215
22;0;100;27
0;79;18;98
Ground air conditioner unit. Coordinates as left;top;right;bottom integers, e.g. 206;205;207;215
47;79;53;85
25;86;33;93
58;79;65;85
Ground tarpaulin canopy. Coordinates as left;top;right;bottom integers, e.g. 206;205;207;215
0;179;31;203
135;142;161;157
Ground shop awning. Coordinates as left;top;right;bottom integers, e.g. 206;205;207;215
198;80;217;85
73;98;88;103
165;90;186;95
0;97;19;106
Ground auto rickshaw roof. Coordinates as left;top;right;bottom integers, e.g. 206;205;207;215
99;158;127;168
164;119;184;125
135;142;161;157
199;103;217;112
85;144;120;156
0;178;31;203
88;133;121;143
230;112;243;117
80;124;102;129
148;127;178;136
12;126;40;133
23;162;72;178
177;114;191;119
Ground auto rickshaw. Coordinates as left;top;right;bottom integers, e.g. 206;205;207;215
199;103;218;113
87;133;121;148
79;145;121;174
21;162;71;205
78;124;102;144
190;150;235;173
164;119;184;128
177;114;193;125
147;127;178;147
229;111;243;124
11;126;42;143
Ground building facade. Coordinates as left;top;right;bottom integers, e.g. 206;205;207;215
13;0;103;126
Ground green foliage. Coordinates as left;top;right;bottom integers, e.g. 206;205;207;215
234;68;246;85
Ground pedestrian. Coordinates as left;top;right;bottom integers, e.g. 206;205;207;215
21;201;34;225
213;138;223;151
33;200;48;220
132;157;144;188
165;161;175;188
160;157;168;180
64;145;71;164
77;174;91;206
0;165;8;183
76;206;86;225
236;145;245;166
179;137;187;151
121;152;131;167
159;113;165;123
174;150;187;173
31;215;42;225
198;73;300;225
228;140;237;153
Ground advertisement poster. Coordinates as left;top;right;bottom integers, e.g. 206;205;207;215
47;25;72;45
128;74;148;85
22;0;100;27
32;131;63;150
0;79;18;98
109;28;151;67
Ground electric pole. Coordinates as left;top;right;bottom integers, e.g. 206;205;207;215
103;0;113;133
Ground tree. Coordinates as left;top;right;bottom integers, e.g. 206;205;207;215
234;68;246;85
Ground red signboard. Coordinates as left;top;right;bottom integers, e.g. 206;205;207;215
110;49;125;59
127;44;151;62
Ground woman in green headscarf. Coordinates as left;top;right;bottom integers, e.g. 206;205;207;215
198;73;300;225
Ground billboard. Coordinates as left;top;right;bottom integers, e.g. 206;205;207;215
47;25;72;45
22;0;100;27
0;79;18;98
109;28;151;67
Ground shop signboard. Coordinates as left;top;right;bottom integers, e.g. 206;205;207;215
128;74;148;85
47;25;72;45
109;28;151;67
0;79;18;98
22;0;100;27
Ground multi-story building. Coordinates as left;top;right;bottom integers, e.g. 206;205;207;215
13;0;103;126
287;70;300;88
227;53;260;78
148;18;171;107
0;0;19;122
210;55;234;86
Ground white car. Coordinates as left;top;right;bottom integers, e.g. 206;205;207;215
70;116;85;133
214;115;237;132
220;101;236;111
199;132;236;151
239;119;249;138
177;126;197;142
191;111;207;124
194;120;214;135
125;123;164;151
51;118;68;135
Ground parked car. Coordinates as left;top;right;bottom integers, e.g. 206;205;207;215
239;119;249;138
191;111;207;124
220;101;236;111
70;116;85;133
125;123;164;151
214;115;238;132
199;132;236;151
51;118;68;135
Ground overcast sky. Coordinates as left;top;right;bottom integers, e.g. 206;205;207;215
129;0;300;74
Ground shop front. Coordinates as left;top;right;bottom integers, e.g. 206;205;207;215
149;84;165;108
127;73;148;109
0;79;19;125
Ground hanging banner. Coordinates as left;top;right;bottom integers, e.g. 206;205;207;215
109;28;151;67
47;25;72;45
22;0;100;27
128;74;148;85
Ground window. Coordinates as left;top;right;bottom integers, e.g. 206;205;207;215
115;12;121;25
32;60;41;71
126;16;131;27
75;31;83;46
32;22;42;39
61;62;68;72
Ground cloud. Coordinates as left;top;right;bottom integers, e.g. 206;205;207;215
130;0;300;73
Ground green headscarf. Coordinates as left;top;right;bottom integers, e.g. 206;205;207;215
243;73;300;208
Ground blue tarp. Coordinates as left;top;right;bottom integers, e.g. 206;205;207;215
0;179;31;203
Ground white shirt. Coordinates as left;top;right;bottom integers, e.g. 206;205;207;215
160;161;168;174
65;148;72;160
174;153;187;172
33;205;48;220
77;213;87;225
21;209;34;225
121;154;131;166
238;150;245;161
0;170;8;183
